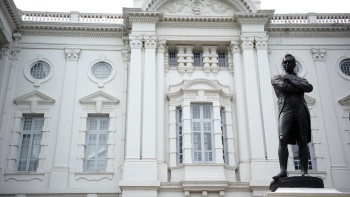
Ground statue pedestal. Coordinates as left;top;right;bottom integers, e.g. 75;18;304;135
269;176;324;192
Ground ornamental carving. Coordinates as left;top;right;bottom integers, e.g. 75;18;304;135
164;0;186;14
161;0;233;16
64;48;81;61
311;48;327;61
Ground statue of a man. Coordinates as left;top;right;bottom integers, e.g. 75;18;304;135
271;54;313;180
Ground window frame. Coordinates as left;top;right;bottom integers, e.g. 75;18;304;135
190;103;215;163
17;115;44;172
84;115;110;172
24;59;54;87
218;52;228;68
220;107;229;165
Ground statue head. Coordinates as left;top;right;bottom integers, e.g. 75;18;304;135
282;54;296;74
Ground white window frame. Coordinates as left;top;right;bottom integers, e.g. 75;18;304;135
87;55;117;88
336;57;350;80
220;107;229;165
24;57;54;87
191;104;214;162
176;107;183;164
84;115;110;172
17;115;44;172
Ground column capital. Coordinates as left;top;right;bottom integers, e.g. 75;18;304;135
255;36;268;50
129;35;143;49
311;48;327;61
157;39;166;54
122;49;131;63
64;48;81;60
144;35;158;49
240;36;255;50
230;41;241;54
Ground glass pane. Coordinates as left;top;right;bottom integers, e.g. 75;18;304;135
193;133;201;151
23;117;33;130
204;133;212;150
205;152;213;161
30;134;42;159
87;134;97;159
100;118;109;130
192;105;200;119
34;117;44;130
30;62;51;79
192;122;201;131
203;122;211;132
193;52;202;67
29;160;38;171
97;160;106;171
203;105;212;119
19;134;31;160
88;119;97;130
86;160;95;171
98;134;107;160
194;151;201;161
92;62;112;79
169;52;177;67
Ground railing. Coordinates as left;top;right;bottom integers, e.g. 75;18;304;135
21;11;123;24
271;13;350;24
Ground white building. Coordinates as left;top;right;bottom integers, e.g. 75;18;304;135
0;0;350;196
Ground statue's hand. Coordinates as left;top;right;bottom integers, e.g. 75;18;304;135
284;77;292;84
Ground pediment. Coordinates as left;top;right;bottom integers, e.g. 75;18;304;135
339;95;350;106
146;0;256;16
304;95;316;106
14;91;55;105
182;79;222;91
80;91;119;105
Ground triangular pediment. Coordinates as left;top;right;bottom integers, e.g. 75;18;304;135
304;95;316;106
148;0;256;16
80;91;119;105
339;95;350;106
14;91;55;105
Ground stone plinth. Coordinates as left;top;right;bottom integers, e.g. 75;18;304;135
270;176;324;192
265;188;350;197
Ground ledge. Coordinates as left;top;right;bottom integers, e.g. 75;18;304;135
4;172;45;181
74;172;114;181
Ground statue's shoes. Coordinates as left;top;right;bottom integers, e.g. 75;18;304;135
301;173;309;176
272;171;287;180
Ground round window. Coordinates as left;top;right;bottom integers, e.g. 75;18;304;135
339;59;350;76
30;61;51;79
92;62;112;79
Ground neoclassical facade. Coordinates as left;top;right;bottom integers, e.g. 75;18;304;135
0;0;350;196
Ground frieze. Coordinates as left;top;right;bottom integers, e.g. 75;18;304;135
160;0;234;16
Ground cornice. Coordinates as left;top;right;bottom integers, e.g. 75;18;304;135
267;23;350;37
157;16;238;28
18;22;124;37
0;0;22;29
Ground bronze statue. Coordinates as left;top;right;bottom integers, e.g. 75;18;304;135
271;54;313;180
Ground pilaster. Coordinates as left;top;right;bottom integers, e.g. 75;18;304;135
255;35;279;161
240;36;266;181
230;39;251;182
50;48;80;188
312;48;350;189
156;39;167;181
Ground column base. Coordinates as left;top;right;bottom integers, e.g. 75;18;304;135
49;166;69;188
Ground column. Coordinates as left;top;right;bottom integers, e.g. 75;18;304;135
240;36;266;181
255;36;279;160
156;40;167;181
49;48;80;188
231;39;251;182
312;48;350;189
182;101;192;163
125;35;143;160
142;35;157;160
213;101;224;163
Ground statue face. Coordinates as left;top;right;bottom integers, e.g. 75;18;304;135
283;56;296;74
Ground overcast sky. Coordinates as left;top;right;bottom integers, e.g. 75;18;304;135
13;0;349;14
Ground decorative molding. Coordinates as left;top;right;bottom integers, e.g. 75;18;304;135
157;39;166;54
14;91;55;111
64;48;81;60
4;173;45;181
129;35;143;49
144;35;158;49
255;36;268;50
75;172;114;181
311;48;327;61
80;91;119;113
240;36;254;50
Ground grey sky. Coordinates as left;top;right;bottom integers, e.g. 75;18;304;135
13;0;350;14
